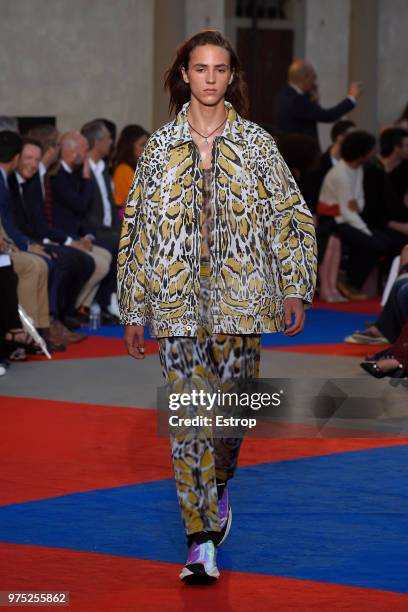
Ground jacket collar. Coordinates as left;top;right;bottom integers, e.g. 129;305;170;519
169;101;246;148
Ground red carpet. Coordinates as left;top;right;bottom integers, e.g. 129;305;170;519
1;396;406;506
1;543;406;611
264;342;390;357
29;338;159;361
312;297;382;315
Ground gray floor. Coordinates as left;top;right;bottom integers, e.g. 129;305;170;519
0;350;374;408
1;349;407;436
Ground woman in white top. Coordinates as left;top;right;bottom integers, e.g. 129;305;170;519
318;130;393;295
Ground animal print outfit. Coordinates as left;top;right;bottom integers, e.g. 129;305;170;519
158;168;261;537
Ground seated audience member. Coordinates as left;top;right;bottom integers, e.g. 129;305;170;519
313;122;355;302
51;131;117;322
0;131;62;351
363;127;408;251
302;120;356;213
93;118;117;168
359;318;408;379
0;230;55;348
112;124;149;220
80;120;121;317
345;245;408;345
275;132;320;185
0;243;44;365
80;120;120;243
1;136;89;344
318;130;394;299
26;124;60;226
26;127;112;316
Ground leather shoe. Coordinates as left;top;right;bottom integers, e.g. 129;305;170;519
50;321;87;345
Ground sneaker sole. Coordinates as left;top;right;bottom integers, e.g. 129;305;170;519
217;507;232;547
180;564;220;584
344;335;389;345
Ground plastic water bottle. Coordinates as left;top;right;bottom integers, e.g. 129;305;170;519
89;302;101;331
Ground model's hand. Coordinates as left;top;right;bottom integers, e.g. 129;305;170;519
124;325;146;359
284;298;305;336
348;81;362;98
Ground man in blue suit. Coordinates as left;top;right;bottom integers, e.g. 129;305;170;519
2;136;91;342
275;59;361;144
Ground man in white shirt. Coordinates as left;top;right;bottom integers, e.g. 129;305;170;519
80;121;121;317
319;130;394;293
80;120;120;240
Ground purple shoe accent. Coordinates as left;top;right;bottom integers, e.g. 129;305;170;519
186;542;201;565
214;486;232;547
180;540;220;582
218;486;229;529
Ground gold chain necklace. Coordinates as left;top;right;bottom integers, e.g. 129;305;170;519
187;112;228;145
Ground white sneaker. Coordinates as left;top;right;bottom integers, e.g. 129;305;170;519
180;540;220;584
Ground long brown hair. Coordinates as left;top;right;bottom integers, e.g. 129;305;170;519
112;124;150;171
164;30;249;118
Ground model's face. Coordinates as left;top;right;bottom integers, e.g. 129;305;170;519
133;134;148;160
181;44;233;107
18;144;41;179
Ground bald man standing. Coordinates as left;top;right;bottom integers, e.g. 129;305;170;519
275;60;361;143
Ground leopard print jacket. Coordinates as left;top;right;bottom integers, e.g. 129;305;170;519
117;102;317;337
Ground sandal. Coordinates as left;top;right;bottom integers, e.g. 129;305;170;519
360;360;406;379
4;329;43;355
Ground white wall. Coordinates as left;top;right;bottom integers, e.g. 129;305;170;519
377;0;408;127
305;0;351;148
184;0;225;37
0;0;154;133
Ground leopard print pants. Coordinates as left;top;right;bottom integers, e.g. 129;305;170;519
158;266;261;536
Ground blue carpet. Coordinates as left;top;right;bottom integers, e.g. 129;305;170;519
83;309;373;347
1;445;407;592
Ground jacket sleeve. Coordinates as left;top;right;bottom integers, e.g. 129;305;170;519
262;136;317;303
331;170;372;235
51;172;92;216
293;95;355;123
0;187;30;251
117;160;148;325
31;197;68;243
